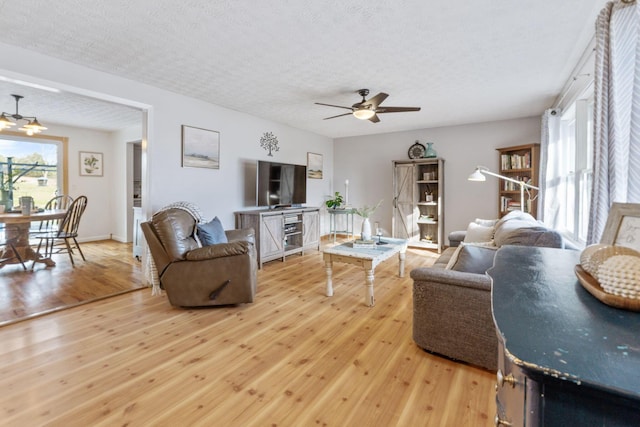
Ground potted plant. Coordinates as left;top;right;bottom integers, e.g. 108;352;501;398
325;192;344;210
354;200;383;240
0;172;12;211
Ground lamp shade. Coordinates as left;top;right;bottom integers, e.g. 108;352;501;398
0;95;47;135
0;113;16;129
353;108;375;120
468;168;486;181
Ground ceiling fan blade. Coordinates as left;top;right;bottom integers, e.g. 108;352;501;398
368;114;381;123
315;102;353;111
323;112;353;120
376;106;421;113
364;92;388;109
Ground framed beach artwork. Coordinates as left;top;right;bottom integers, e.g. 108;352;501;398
79;151;103;176
601;202;640;252
182;125;220;169
307;152;323;179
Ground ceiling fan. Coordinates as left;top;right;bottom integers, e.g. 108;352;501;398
315;89;421;123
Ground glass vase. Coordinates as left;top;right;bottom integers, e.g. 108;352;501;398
424;142;437;158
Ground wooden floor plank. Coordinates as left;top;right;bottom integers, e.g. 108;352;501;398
0;240;144;326
0;241;496;426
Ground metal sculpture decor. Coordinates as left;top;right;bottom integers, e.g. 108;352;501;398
260;132;279;156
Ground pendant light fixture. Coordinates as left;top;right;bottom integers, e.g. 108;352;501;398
0;94;48;135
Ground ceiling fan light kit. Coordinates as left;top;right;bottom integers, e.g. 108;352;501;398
315;89;420;123
0;94;47;135
353;107;375;120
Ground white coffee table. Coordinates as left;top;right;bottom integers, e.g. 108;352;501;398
323;238;408;307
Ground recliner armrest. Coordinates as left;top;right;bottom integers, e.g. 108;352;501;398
225;228;255;244
186;241;252;261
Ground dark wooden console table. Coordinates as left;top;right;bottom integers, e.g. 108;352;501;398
488;246;640;426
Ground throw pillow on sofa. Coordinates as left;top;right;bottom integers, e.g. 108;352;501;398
493;210;564;248
197;217;228;246
464;222;495;244
474;218;498;227
448;244;498;274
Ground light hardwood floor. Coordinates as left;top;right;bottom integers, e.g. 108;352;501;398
0;240;144;325
0;241;496;426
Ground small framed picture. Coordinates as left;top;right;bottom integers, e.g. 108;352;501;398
307;152;323;179
182;125;220;169
79;151;103;176
601;202;640;251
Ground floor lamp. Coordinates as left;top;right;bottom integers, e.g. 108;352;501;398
468;166;539;213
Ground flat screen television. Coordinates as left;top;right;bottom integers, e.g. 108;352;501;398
257;160;307;208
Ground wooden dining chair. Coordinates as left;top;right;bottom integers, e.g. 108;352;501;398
31;195;74;234
32;195;87;268
46;194;74;210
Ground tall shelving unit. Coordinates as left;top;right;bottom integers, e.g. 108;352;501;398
496;144;540;218
392;158;444;253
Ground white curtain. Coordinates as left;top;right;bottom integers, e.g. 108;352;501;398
538;108;563;225
587;0;640;244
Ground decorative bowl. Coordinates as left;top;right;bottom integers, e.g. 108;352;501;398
597;255;640;299
580;244;640;277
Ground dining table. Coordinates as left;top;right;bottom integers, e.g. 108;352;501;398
0;209;67;268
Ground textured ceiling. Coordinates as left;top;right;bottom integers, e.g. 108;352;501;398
0;81;142;132
0;0;608;138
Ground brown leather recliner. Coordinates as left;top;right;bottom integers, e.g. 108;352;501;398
141;208;257;307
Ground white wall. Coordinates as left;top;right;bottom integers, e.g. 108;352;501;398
0;42;541;246
112;124;143;242
43;123;117;241
333;116;541;240
0;43;333;242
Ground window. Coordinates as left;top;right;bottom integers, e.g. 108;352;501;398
553;90;594;245
0;133;68;209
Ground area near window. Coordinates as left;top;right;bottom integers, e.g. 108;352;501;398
545;87;594;246
0;132;68;210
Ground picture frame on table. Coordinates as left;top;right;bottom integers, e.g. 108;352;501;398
601;202;640;252
79;151;103;176
182;125;220;169
307;152;323;179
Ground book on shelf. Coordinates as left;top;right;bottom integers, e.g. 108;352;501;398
500;196;512;212
501;153;532;170
503;200;533;214
506;201;521;211
501;175;531;191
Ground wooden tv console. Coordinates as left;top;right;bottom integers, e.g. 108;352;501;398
235;207;320;268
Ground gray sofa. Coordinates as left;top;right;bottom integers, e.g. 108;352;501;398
411;211;567;370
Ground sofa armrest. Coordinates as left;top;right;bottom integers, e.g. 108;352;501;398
448;230;466;247
225;228;255;244
411;266;497;370
186;241;251;261
410;266;491;291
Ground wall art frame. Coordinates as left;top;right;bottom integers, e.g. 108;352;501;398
601;202;640;252
307;152;323;179
79;151;103;176
182;125;220;169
